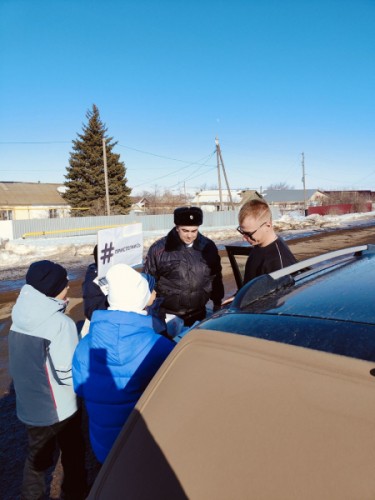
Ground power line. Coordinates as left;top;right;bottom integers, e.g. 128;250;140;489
149;153;217;190
0;139;225;189
132;151;216;188
308;172;375;188
0;169;55;172
166;166;217;189
118;143;215;166
132;165;188;188
0;141;70;144
0;139;216;169
357;170;375;182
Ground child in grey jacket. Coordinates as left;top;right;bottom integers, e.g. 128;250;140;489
8;260;87;500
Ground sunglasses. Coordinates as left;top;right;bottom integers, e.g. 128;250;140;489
236;221;267;241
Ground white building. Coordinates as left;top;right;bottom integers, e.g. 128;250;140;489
191;190;242;212
0;182;70;220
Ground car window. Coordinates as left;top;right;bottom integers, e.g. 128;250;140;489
199;314;375;362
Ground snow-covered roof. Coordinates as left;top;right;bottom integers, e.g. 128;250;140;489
192;189;242;204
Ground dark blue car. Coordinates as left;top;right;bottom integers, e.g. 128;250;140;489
199;244;375;362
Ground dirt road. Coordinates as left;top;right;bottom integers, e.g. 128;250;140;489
1;226;375;499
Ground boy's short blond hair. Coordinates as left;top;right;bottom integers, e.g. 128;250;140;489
238;199;272;225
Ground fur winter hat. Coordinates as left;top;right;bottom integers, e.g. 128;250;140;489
26;260;68;297
174;206;203;226
106;264;153;312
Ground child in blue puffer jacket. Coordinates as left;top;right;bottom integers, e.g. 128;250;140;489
72;263;174;464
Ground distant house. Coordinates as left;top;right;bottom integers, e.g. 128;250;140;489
192;189;247;211
308;190;374;215
262;189;375;215
262;189;321;214
130;196;150;213
323;190;373;197
316;190;374;203
0;182;70;220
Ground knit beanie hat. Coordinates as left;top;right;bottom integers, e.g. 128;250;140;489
106;264;152;312
174;206;203;226
26;260;68;297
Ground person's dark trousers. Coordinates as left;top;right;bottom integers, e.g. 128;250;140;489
21;410;87;500
182;308;206;327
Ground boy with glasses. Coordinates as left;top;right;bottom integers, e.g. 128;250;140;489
237;199;296;285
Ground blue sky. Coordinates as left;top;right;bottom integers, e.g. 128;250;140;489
1;0;374;196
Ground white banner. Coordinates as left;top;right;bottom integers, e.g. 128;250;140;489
97;223;143;278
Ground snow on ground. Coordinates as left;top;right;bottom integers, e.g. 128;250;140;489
1;211;374;271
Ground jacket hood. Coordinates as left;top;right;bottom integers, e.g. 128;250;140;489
89;309;157;366
11;284;67;333
106;264;151;312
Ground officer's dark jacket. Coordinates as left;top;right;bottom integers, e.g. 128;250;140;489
144;227;224;317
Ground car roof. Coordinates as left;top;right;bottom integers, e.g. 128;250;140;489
198;244;375;361
266;262;372;322
232;244;375;324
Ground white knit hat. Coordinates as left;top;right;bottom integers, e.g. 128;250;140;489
106;264;151;312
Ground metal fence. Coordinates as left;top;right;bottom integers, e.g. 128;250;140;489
11;210;243;239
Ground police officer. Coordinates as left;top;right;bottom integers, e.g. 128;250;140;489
144;206;224;326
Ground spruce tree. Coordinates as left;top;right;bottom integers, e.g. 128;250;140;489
63;104;132;216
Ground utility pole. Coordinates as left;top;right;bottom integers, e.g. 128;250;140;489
153;184;158;213
102;138;111;216
301;152;307;216
215;137;234;210
216;137;223;210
